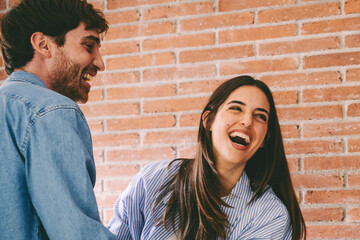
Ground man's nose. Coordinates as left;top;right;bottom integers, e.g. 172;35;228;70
93;50;105;72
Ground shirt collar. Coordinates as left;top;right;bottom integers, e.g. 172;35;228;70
222;172;253;226
6;71;48;89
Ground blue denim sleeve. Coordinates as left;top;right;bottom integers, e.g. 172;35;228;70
24;107;117;240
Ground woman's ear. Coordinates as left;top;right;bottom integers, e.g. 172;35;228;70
202;110;211;129
30;32;52;58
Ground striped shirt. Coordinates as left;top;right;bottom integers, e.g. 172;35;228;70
108;160;292;240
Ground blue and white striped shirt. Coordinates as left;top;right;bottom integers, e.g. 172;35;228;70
108;160;292;239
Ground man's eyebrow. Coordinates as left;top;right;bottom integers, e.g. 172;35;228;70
227;100;270;115
82;35;100;44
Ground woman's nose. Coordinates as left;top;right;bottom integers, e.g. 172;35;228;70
240;114;253;128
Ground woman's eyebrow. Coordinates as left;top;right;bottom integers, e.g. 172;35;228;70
227;100;270;115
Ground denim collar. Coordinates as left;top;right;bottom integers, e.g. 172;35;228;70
7;71;48;89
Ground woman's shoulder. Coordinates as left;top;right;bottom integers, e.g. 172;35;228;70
251;187;289;219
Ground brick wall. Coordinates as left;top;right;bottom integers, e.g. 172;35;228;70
1;0;360;238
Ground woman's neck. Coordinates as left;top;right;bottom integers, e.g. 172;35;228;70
217;163;246;197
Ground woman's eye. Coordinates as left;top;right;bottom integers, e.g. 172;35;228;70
255;113;268;122
229;106;242;111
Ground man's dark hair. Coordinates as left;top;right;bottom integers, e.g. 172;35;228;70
0;0;108;74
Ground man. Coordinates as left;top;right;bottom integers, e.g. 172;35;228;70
0;0;117;239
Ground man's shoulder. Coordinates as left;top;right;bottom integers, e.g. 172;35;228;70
0;77;80;115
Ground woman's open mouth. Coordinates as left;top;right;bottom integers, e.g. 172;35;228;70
229;132;250;147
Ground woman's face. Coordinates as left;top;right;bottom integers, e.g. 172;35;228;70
209;85;270;171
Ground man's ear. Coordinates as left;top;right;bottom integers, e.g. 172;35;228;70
30;32;52;58
202;110;211;129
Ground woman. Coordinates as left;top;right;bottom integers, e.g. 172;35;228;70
108;75;306;240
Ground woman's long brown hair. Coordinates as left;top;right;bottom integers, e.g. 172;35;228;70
154;75;306;240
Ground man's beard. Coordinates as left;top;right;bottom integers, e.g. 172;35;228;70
49;50;89;103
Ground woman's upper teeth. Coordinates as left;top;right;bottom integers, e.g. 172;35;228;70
229;132;250;144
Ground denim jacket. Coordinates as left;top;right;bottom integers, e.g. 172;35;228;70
0;71;116;240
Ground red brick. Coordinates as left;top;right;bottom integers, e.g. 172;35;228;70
0;0;5;9
106;52;175;70
142;1;213;20
259;37;340;56
143;64;216;82
142;33;214;51
284;139;342;154
105;10;139;25
180;12;254;31
303;86;360;102
96;164;140;177
219;24;297;43
292;173;344;188
178;144;197;158
101;41;139;56
348;208;360;221
93;149;104;164
88;88;103;102
87;120;104;133
81;102;139;117
93;72;139;86
179;45;254;64
95;194;119;208
92;133;139;147
143;97;208;113
304;51;360;69
9;0;21;8
348;138;360;152
304;156;360;170
277;105;342;121
106;147;175;162
302;208;344;222
106;22;174;40
304;121;360;137
104;209;115;224
107;115;176;131
106;84;176;100
219;0;296;11
307;225;360;239
349;173;360;186
258;3;340;23
302;17;360;35
104;179;133;192
107;0;173;9
345;0;360;14
306;190;360;204
272;91;298;105
179;79;224;95
346;68;360;82
348;103;360;117
220;58;298;75
261;71;341;87
280;125;299;139
346;34;360;48
143;130;197;144
179;113;201;127
287;157;299;172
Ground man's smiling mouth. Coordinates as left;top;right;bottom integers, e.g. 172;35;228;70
82;73;93;83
